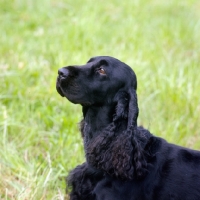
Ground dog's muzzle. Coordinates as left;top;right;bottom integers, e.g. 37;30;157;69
56;67;69;97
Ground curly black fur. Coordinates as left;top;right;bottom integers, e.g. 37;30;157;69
57;56;200;200
67;163;103;200
85;119;147;180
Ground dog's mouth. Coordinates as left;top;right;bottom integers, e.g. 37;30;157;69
56;76;65;97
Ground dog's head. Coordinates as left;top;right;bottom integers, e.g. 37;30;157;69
56;56;138;126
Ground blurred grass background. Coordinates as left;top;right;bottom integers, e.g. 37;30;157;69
0;0;200;199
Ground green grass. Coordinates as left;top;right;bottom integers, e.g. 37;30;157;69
0;0;200;199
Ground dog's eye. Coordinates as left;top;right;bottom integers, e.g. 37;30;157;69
98;67;106;75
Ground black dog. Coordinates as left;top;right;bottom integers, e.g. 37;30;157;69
56;56;200;200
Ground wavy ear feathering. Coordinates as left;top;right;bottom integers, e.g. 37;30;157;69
86;122;135;179
127;89;147;178
114;88;147;178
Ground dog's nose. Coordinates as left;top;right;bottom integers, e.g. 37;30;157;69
58;67;69;77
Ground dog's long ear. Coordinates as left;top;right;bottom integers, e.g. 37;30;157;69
127;88;147;178
114;87;147;179
127;88;138;128
113;88;138;127
113;90;129;122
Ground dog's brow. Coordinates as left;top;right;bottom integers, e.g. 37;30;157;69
99;60;108;66
87;58;95;63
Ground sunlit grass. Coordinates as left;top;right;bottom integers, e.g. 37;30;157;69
0;0;200;199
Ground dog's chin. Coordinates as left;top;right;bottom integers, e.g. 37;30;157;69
57;91;92;106
68;97;92;106
56;85;65;97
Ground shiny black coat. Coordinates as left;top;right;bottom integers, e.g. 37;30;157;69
56;56;200;200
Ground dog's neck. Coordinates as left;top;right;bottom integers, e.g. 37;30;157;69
82;104;115;138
